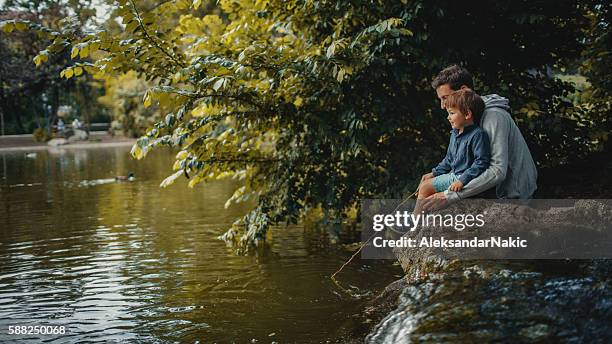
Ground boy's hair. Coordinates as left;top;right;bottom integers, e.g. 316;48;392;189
431;65;474;90
445;89;485;124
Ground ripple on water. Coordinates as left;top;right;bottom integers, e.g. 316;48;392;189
0;148;401;343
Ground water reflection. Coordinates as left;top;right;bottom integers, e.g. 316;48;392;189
0;147;400;343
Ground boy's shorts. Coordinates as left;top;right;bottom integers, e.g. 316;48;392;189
432;173;459;192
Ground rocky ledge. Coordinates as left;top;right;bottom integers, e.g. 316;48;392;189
365;200;612;343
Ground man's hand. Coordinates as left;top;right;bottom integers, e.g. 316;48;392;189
449;180;463;192
421;192;448;212
421;172;434;182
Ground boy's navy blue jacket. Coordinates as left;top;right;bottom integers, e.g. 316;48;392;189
432;124;491;186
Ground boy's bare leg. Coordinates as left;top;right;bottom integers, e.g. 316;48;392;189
415;179;436;213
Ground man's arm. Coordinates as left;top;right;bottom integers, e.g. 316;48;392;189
445;109;510;202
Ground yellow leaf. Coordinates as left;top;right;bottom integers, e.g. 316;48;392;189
157;92;171;108
2;22;14;33
293;96;303;108
89;42;100;53
15;22;27;31
74;66;83;76
79;45;89;58
193;0;202;9
130;144;142;159
176;150;189;160
188;174;204;188
143;90;152;108
64;68;74;79
172;72;182;84
191;104;209;117
71;47;79;59
130;141;150;160
172;159;182;171
176;0;190;10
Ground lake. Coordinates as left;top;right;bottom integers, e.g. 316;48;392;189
0;146;401;343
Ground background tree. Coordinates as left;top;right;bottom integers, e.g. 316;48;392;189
577;2;612;153
0;0;106;135
97;71;158;137
3;0;609;250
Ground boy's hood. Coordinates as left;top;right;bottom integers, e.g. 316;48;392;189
482;94;510;111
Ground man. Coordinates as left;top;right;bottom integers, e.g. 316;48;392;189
420;65;537;211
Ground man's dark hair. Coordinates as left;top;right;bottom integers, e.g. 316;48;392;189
431;65;474;90
445;89;485;125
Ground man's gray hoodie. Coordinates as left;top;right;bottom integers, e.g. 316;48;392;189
444;94;537;202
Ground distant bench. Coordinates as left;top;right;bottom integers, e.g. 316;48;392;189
88;123;111;131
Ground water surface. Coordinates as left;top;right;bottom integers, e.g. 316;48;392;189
0;146;401;343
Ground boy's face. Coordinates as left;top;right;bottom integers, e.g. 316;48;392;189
446;107;472;130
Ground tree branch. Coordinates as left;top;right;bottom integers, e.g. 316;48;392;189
127;0;186;69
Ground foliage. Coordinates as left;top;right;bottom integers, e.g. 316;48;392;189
97;71;158;137
32;127;51;142
2;0;609;251
576;2;612;152
0;0;105;134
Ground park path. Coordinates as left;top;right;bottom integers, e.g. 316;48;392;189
0;132;135;152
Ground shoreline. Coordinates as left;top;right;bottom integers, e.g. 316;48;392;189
0;132;136;152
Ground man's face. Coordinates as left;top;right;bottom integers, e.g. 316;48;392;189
435;84;455;109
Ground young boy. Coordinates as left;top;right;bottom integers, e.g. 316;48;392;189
417;89;490;203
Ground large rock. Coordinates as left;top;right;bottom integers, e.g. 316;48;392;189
366;200;612;343
367;261;611;343
393;200;611;271
67;128;89;142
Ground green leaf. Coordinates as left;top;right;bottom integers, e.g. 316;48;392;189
213;78;225;91
337;68;345;82
326;42;336;58
125;20;138;34
165;113;175;126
